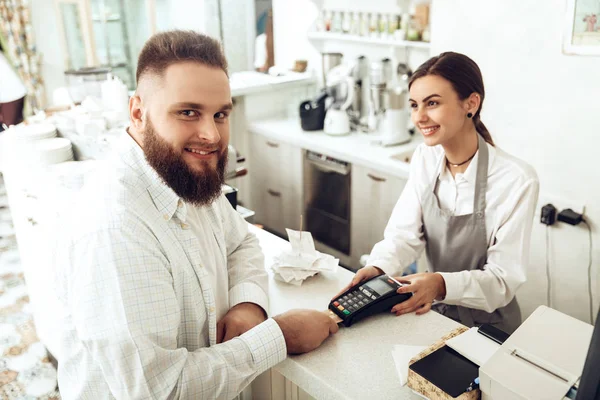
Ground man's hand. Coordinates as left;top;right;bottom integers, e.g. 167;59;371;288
273;309;339;354
391;272;446;316
217;302;267;343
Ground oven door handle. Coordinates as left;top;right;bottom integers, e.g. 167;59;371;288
308;160;350;176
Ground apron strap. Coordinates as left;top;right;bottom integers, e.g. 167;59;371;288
473;134;489;216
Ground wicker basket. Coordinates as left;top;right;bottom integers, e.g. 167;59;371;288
407;326;481;400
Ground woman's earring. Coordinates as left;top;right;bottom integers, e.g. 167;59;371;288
467;112;473;119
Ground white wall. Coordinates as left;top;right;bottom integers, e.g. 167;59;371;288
431;0;600;324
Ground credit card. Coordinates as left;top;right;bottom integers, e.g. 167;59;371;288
324;309;343;324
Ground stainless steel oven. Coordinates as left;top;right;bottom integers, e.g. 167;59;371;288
304;151;351;256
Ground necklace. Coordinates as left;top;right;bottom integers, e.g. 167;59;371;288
446;148;478;168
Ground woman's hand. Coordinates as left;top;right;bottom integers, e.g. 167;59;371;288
332;266;383;300
392;273;446;316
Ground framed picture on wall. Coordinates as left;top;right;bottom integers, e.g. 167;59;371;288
563;0;600;55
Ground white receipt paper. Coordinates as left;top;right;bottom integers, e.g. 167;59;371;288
392;345;427;386
270;229;339;285
445;326;500;366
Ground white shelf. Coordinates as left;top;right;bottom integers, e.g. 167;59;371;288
307;31;430;50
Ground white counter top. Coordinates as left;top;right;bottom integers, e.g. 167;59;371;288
251;225;461;400
230;71;315;97
248;118;422;178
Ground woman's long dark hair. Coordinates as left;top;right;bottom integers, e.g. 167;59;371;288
408;52;494;146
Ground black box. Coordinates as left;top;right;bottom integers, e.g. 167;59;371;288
222;184;238;209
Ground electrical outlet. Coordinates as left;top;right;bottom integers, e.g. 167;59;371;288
537;193;586;218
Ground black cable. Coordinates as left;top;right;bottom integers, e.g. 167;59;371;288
582;220;594;324
546;225;551;307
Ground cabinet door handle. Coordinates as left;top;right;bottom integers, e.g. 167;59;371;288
266;141;279;148
267;189;281;197
26;217;38;226
367;173;387;182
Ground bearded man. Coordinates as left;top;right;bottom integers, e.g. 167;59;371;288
54;30;337;400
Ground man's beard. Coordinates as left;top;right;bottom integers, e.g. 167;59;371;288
142;120;227;206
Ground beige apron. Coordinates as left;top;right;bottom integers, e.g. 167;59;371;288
422;134;521;333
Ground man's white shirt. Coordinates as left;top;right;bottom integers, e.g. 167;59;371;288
54;132;286;399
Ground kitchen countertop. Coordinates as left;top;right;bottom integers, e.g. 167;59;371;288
251;224;461;400
248;118;422;179
230;71;315;97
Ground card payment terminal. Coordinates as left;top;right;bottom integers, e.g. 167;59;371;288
329;274;412;327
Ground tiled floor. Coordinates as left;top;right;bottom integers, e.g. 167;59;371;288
0;178;60;399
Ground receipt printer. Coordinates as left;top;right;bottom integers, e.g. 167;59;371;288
479;306;594;400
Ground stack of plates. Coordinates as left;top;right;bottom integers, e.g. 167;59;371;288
32;138;74;166
45;160;98;191
12;123;57;141
1;123;74;170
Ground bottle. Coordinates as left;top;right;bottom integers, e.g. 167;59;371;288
369;13;379;37
351;12;360;35
360;12;369;36
324;10;332;32
387;14;398;39
333;10;342;33
378;13;388;38
342;11;351;34
315;9;325;32
400;12;410;32
422;26;431;42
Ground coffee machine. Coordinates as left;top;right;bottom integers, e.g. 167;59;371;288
368;60;412;146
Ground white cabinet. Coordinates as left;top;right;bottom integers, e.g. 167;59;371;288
251;369;315;400
3;171;63;359
248;133;303;237
350;164;406;270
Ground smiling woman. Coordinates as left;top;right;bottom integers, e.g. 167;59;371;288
342;52;540;334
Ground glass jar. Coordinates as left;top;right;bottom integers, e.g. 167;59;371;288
406;17;422;41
